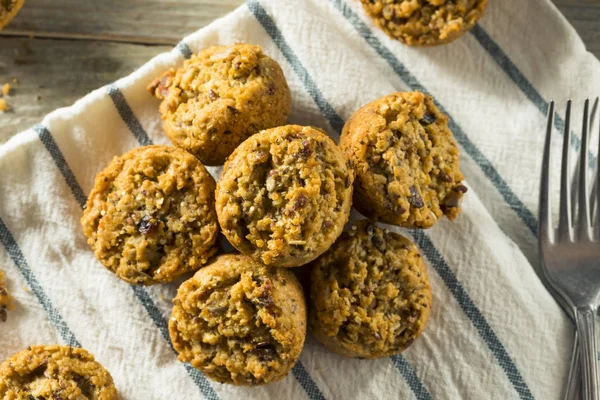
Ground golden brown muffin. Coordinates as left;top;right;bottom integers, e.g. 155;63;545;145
309;220;432;358
340;91;466;229
148;43;292;166
361;0;487;46
0;269;13;323
216;125;354;267
81;145;219;285
0;0;25;30
169;254;306;385
0;345;119;399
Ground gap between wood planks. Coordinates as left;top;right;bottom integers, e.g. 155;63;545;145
0;30;179;46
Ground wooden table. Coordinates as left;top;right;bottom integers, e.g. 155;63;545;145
0;0;598;143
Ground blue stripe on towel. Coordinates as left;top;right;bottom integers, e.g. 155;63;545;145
33;122;219;400
176;41;194;59
247;1;431;399
330;0;538;237
0;216;81;348
292;363;327;400
106;85;153;146
469;25;585;156
411;230;534;400
390;356;432;400
178;42;193;60
130;285;219;400
33;125;87;208
247;0;345;135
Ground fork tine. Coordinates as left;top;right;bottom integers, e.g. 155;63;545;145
577;99;591;239
539;101;555;243
590;97;600;226
558;100;573;242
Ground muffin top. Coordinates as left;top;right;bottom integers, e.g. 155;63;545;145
81;145;219;285
341;91;466;228
216;125;354;267
169;254;306;385
360;0;488;46
0;0;25;29
0;345;118;399
149;43;291;165
0;269;13;323
310;220;432;358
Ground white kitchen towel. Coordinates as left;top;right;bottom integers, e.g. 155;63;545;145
1;0;599;399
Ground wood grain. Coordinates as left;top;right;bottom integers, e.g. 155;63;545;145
1;0;244;44
552;0;600;58
0;38;169;143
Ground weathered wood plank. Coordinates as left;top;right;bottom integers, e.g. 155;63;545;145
552;0;600;58
0;38;169;143
0;0;244;44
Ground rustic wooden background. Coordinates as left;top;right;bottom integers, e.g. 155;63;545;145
0;0;598;143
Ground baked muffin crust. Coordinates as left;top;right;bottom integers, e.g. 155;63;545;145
341;91;466;228
81;145;219;285
169;254;306;385
0;345;119;399
361;0;488;46
309;220;432;358
149;43;291;165
216;125;353;267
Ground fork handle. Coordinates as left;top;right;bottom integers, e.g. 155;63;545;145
576;307;599;400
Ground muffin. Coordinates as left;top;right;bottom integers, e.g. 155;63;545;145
0;0;25;30
81;145;219;285
360;0;488;46
169;254;306;385
0;345;119;399
340;91;466;229
148;43;292;165
216;125;354;267
0;269;13;322
309;220;432;358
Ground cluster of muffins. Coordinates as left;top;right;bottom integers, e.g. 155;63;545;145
1;43;467;396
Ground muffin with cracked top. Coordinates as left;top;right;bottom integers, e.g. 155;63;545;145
361;0;488;46
169;254;306;385
148;43;291;165
81;145;219;285
340;91;466;229
309;220;432;358
216;125;354;267
0;345;119;399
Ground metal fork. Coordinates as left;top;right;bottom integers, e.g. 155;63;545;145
540;98;600;400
